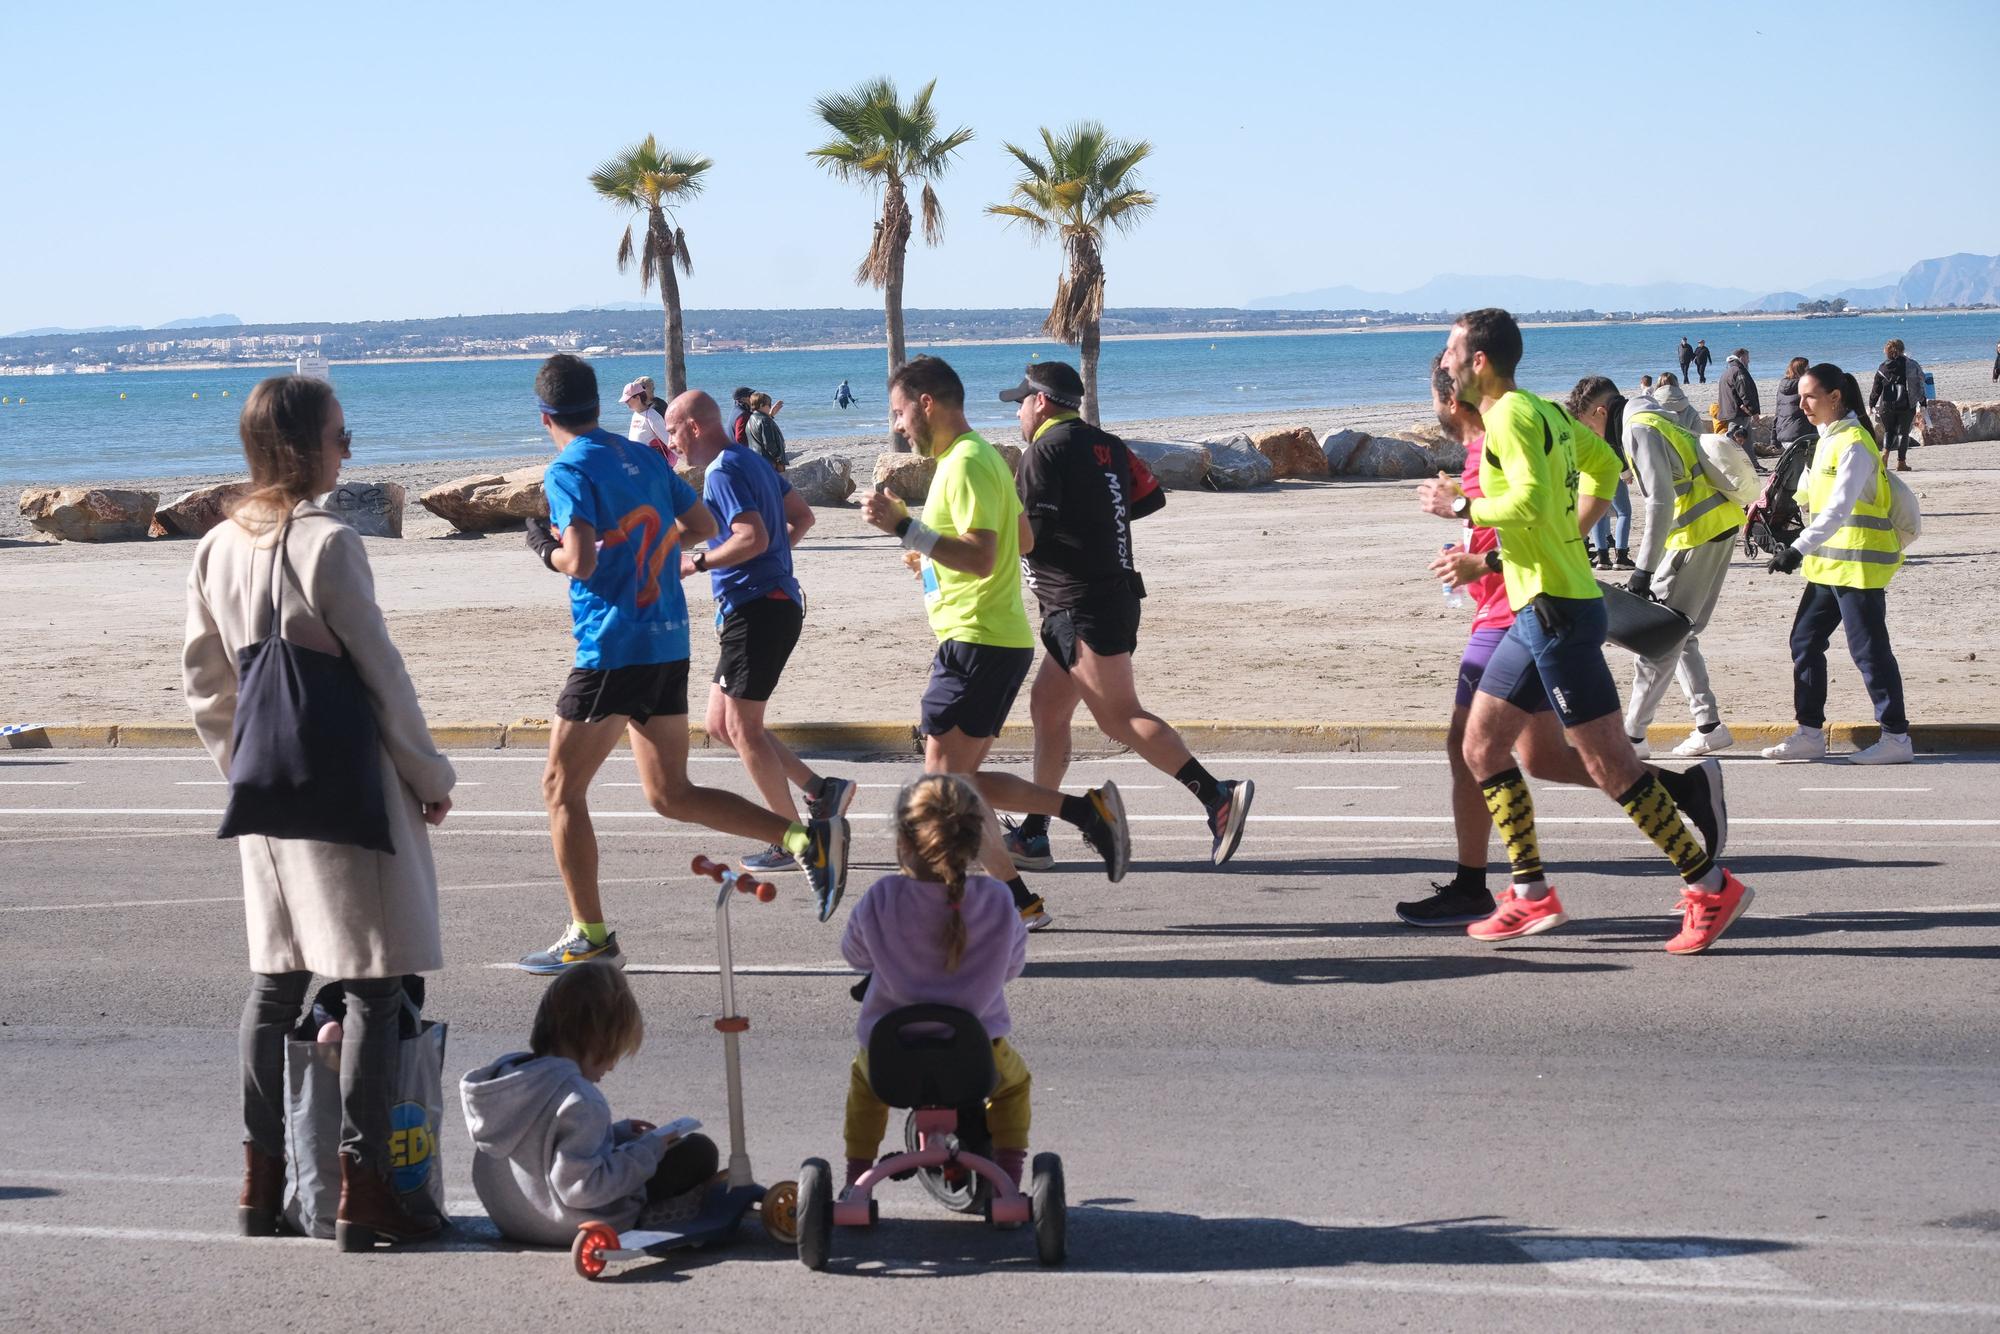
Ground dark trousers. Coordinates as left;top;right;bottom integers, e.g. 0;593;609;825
242;972;403;1173
646;1133;722;1202
1789;583;1907;734
1878;406;1915;463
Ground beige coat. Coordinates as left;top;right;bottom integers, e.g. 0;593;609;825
183;501;455;978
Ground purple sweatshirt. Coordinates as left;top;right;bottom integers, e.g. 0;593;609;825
840;872;1028;1046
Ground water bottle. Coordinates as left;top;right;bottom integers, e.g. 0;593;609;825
1441;543;1469;611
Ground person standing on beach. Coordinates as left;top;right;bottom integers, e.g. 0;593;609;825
1692;339;1712;383
518;355;852;973
664;389;858;873
743;392;787;473
858;355;1132;931
1991;340;1998;382
621;378;677;468
1418;309;1749;954
730;386;755;444
835;379;855;409
1652;371;1699;429
1868;339;1925;473
994;359;1256;876
1677;338;1695;382
1774;357;1815;455
1718;347;1760;452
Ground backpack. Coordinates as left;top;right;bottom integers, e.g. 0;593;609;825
1693;432;1762;507
1880;360;1911;411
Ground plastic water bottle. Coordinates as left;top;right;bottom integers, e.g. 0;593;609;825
1441;543;1470;611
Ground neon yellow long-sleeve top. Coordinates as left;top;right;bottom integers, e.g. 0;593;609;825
1465;389;1621;609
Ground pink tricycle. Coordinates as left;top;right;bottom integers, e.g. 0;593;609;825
794;1004;1066;1269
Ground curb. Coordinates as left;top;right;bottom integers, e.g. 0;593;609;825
6;720;2000;754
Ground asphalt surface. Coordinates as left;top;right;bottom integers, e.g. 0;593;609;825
2;747;1997;1332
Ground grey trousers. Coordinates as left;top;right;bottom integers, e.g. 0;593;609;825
242;972;403;1173
1624;531;1738;733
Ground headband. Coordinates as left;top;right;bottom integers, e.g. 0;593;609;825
535;397;597;416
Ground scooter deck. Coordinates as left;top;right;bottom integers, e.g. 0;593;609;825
606;1183;766;1259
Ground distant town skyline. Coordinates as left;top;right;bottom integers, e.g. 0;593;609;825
5;0;1996;332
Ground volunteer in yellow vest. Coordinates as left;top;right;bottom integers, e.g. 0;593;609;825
1589;375;1746;758
1762;362;1913;765
859;356;1132;927
1419;308;1753;955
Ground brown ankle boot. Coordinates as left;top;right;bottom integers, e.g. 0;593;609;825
334;1153;444;1251
238;1143;289;1236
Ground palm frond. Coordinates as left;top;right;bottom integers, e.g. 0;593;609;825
615;224;635;273
919;182;945;247
674;226;692;277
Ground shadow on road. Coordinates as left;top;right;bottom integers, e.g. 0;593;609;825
1023;952;1625;986
1142;854;1943;880
0;1186;61;1201
1526;908;2000;960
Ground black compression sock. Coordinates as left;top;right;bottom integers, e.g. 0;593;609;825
1019;813;1050;840
1452;863;1488;893
1005;876;1035;910
1057;794;1096;829
1175;758;1224;810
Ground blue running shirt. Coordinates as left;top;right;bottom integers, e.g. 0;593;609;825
702;445;802;615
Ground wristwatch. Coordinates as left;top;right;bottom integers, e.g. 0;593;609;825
1483;549;1502;574
1449;494;1470;519
693;549;708;573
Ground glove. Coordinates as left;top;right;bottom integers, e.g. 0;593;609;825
524;518;562;571
1625;569;1653;599
1766;546;1803;575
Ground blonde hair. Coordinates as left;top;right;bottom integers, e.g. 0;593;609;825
231;375;337;534
748;391;774;412
893;774;989;971
529;961;644;1069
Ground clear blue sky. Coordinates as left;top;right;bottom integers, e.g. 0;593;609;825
4;0;1995;329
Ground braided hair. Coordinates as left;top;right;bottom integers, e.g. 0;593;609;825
892;774;989;972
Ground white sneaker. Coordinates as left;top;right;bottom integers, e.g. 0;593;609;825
1628;735;1652;759
1673;724;1735;757
1848;731;1915;765
1761;727;1826;762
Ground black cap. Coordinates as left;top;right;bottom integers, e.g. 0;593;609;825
731;386;754;406
998;360;1084;409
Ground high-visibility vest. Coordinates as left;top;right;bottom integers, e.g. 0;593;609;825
1629;410;1744;550
1798;421;1901;589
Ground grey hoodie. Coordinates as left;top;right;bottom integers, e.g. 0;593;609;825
1649;380;1701;433
1623;393;1691;574
460;1052;670;1245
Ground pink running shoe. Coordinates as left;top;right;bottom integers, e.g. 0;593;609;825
1466;886;1568;942
1666;870;1754;954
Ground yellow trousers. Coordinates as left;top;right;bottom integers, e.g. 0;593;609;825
843;1037;1031;1162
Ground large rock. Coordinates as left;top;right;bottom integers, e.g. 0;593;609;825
994;442;1024;475
1249;426;1326;479
418;467;548;533
1424;438;1468;473
1202;434;1276;490
1321;428;1369;474
1917;400;1967;447
152;481;250;537
19;487;159;542
1340;436;1435;480
788;456;856;506
1125;439;1210;490
872;452;936;504
1956;400;2000;442
321;481;406;538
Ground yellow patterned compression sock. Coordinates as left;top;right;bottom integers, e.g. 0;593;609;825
1478;767;1544;886
1616;774;1714;886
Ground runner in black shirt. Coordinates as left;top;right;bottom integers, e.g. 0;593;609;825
998;361;1255;867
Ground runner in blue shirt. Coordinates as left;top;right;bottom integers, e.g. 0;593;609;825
518;356;851;975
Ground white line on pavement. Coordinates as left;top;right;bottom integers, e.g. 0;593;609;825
0;780;81;786
1799;786;1930;793
1296;785;1401;791
0;895;240;914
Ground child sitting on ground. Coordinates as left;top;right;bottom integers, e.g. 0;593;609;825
460;961;718;1245
840;774;1031;1189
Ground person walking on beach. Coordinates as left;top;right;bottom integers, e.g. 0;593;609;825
1774;356;1815;454
994;359;1256;878
1763;363;1915;765
1718;347;1758;448
184;374;456;1248
621;377;678;468
743;391;787;472
1418;309;1750;954
1677;338;1695;382
858;355;1131;931
1579;384;1634;571
518;355;851;973
1868;339;1925;473
1603;374;1745;758
1991;340;1999;382
663;389;858;873
1692;339;1712;383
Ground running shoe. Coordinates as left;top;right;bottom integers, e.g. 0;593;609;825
1466;886;1568;942
1018;897;1054;932
1207;779;1255;866
1665;870;1755;954
1000;817;1055;871
1627;735;1653;760
803;818;851;923
1672;723;1735;756
807;775;859;821
518;928;622;974
1761;727;1826;762
1848;731;1915;765
741;844;799;874
1660;757;1728;864
1396;882;1498;927
1075;782;1131;883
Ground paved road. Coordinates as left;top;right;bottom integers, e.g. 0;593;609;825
3;748;1997;1331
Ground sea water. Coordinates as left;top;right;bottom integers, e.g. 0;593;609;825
3;312;1997;486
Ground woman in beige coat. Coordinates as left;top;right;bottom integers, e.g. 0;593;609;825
183;375;456;1251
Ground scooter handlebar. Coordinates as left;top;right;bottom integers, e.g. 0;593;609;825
691;856;778;903
691;855;725;881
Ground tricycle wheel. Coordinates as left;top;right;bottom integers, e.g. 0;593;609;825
797;1159;833;1272
1030;1153;1066;1266
572;1220;619;1280
905;1109;981;1214
760;1179;799;1245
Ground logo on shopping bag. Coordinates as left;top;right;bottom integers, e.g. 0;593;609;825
388;1101;434;1193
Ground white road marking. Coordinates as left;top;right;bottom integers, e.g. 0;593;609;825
0;780;81;786
0;895;241;914
175;781;228;786
1799;786;1930;793
1515;1237;1807;1290
1296;785;1401;791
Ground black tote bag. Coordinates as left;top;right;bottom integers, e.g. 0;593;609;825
216;518;394;853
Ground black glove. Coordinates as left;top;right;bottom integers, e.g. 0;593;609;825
1767;546;1803;575
1626;569;1653;599
524;517;561;571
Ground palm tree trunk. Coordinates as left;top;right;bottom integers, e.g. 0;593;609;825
1080;316;1102;426
883;203;911;451
661;252;688;398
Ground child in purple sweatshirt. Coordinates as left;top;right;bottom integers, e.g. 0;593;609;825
840;774;1030;1188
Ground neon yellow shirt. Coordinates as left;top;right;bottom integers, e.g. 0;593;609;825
920;431;1034;647
1465;390;1621;608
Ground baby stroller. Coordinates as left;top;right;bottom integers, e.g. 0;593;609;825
1743;435;1815;558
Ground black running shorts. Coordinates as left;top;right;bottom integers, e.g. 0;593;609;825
713;596;804;702
919;641;1034;740
1039;593;1143;672
556;660;691;724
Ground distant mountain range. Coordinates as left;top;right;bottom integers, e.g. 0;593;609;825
5;313;243;338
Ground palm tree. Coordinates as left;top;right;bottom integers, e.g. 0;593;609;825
589;135;711;397
988;123;1155;425
808;78;973;443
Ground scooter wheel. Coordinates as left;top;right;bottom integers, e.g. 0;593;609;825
760;1179;800;1245
572;1220;619;1280
1030;1154;1066;1267
797;1159;834;1272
